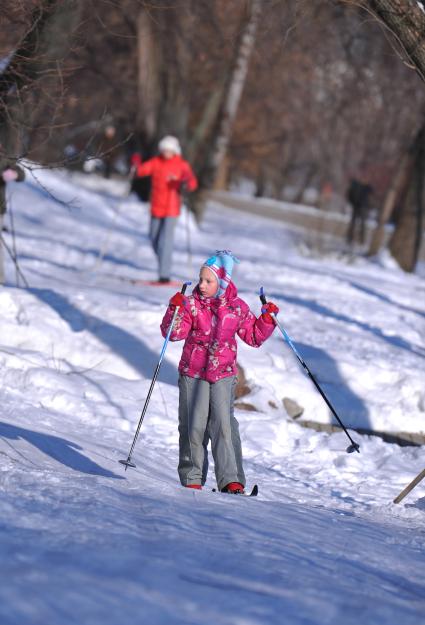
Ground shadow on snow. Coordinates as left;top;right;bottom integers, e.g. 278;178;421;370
30;288;178;385
0;421;123;479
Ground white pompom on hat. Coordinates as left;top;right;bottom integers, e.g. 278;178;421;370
158;135;181;155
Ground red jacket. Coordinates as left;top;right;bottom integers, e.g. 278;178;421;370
136;155;198;218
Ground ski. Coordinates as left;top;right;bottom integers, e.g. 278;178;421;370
393;468;425;504
212;484;258;497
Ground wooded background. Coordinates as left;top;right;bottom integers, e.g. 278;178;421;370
1;0;424;271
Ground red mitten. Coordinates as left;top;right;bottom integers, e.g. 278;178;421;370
169;292;188;308
130;153;142;167
261;301;279;324
167;175;181;191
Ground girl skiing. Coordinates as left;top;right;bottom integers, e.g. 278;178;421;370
160;250;279;494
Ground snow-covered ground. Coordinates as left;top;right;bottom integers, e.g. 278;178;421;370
0;168;424;625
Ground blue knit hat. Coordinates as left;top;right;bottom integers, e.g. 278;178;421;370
203;250;240;297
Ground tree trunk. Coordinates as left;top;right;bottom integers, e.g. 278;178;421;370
362;0;425;82
293;163;319;204
255;162;267;198
186;82;227;165
135;6;193;152
389;122;425;271
156;13;192;144
136;10;161;144
214;154;230;191
414;132;425;266
367;152;411;256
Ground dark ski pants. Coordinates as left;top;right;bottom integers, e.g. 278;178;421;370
178;374;245;491
346;204;367;245
149;216;177;280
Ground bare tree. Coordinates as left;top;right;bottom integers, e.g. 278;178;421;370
229;1;423;203
2;0;423;251
0;0;82;158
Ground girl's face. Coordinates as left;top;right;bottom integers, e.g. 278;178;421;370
199;267;218;298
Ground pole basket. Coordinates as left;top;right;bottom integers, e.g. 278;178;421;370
119;459;137;470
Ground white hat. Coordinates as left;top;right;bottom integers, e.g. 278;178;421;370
158;135;181;155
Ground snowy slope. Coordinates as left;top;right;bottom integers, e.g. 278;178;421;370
0;168;424;625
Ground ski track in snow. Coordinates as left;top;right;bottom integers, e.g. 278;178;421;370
0;169;424;625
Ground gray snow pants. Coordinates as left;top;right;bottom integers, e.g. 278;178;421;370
178;374;246;490
149;216;177;280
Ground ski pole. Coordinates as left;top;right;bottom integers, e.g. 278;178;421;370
393;468;425;504
119;281;191;470
185;204;193;275
259;287;360;454
180;185;193;275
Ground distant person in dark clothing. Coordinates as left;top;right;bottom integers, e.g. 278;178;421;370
0;146;25;284
128;132;156;202
130;152;151;202
346;178;373;245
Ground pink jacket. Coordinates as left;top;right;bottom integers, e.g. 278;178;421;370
160;282;275;383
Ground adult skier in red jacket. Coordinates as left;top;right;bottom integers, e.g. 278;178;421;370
134;136;197;283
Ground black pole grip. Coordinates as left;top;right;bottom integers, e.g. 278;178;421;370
181;282;189;295
259;287;267;306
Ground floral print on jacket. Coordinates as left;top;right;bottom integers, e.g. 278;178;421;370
160;281;275;383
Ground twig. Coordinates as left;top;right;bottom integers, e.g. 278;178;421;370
0;232;29;287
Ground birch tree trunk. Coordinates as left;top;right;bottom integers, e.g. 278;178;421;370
207;0;263;189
